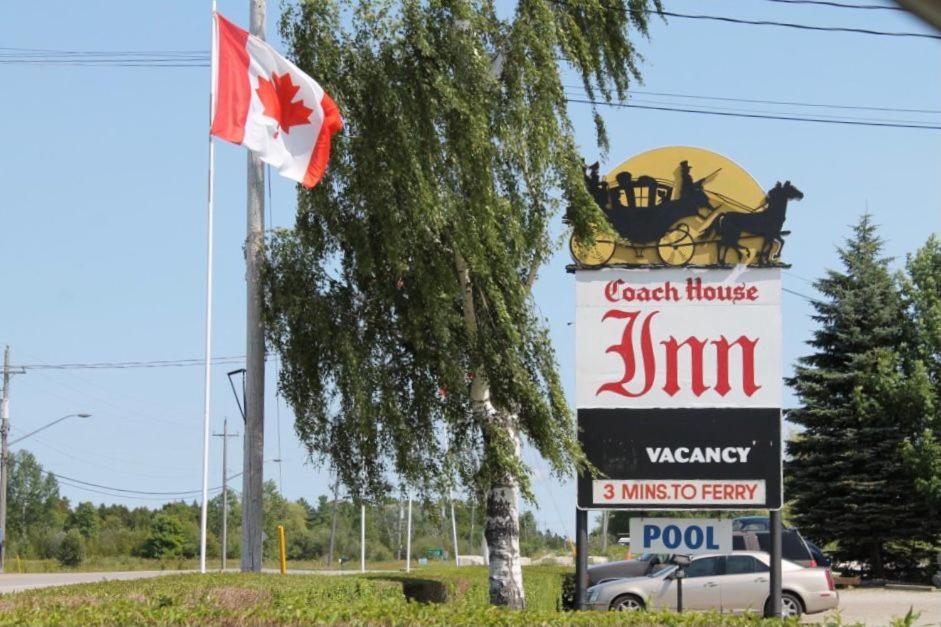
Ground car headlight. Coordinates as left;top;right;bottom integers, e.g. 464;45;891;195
587;587;601;603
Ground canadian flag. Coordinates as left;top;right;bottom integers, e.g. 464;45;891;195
210;13;342;188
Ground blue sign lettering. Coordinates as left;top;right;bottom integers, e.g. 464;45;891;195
663;525;681;549
706;527;719;549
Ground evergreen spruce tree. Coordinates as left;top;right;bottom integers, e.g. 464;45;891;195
787;215;935;579
266;0;660;606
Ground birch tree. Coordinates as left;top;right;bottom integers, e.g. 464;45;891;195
265;0;659;606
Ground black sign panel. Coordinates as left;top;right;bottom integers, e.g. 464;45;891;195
577;408;781;510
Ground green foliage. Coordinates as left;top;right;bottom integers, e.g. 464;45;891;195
266;0;661;501
899;235;941;514
902;235;941;387
6;450;64;547
56;529;85;567
889;607;921;627
68;501;100;539
137;514;187;559
0;570;813;626
786;216;939;579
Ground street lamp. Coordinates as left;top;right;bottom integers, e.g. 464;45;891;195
9;413;92;446
1;411;91;573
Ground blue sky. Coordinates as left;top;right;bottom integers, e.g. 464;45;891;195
0;1;938;539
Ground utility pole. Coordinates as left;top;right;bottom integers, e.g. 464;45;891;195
601;510;609;554
241;0;266;573
327;477;339;567
360;503;366;573
0;347;10;573
213;418;239;571
405;497;412;572
0;347;24;574
450;497;460;566
396;501;404;561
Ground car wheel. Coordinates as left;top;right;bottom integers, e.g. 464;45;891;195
781;593;803;618
610;594;645;612
763;593;804;618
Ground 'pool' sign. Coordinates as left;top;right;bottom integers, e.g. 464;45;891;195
629;518;732;555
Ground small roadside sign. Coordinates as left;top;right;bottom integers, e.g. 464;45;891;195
629;518;732;555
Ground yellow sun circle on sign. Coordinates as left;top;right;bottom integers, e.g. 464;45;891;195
608;146;765;211
581;146;768;267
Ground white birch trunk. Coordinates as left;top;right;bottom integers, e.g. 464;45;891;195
481;403;525;607
457;252;526;608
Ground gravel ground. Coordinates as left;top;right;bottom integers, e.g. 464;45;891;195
805;588;941;626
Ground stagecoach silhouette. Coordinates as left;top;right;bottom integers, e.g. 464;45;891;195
570;162;802;267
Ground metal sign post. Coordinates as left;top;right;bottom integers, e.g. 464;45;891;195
574;508;588;610
768;509;783;617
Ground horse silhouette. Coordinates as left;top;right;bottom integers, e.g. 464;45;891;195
704;181;804;265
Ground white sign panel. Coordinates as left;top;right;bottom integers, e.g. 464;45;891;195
575;267;782;409
629;517;733;555
593;478;767;506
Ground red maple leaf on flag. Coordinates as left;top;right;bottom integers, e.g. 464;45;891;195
255;72;313;136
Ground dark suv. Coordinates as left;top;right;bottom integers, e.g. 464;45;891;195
732;516;830;567
733;529;817;567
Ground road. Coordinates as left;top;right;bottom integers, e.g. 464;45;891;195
0;568;397;595
806;588;941;626
0;570;186;594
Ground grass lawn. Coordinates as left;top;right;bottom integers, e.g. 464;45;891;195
0;565;821;626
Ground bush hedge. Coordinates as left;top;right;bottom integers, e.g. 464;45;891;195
0;568;817;625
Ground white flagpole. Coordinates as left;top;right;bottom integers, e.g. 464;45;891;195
199;1;219;575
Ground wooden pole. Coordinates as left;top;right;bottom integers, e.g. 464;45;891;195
241;0;267;573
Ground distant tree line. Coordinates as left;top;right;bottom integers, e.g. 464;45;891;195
4;450;565;568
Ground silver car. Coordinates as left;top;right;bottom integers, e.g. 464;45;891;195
586;551;838;618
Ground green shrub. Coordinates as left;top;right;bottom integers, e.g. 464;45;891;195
137;514;186;559
56;530;84;567
0;571;811;625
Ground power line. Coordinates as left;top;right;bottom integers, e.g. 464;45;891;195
55;479;212;502
0;48;208;68
757;0;905;10
0;62;208;67
42;459;280;501
15;434;192;481
0;47;206;54
566;91;937;126
44;468;246;497
15;356;249;371
48;471;205;496
548;0;941;39
655;8;939;39
564;97;941;130
783;270;819;285
564;85;940;115
783;287;817;301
